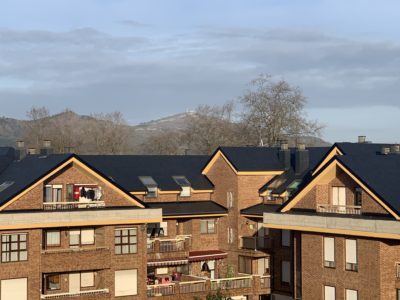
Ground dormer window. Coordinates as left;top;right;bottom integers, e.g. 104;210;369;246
139;176;158;198
173;176;191;197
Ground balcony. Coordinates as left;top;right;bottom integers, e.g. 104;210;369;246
316;204;361;215
43;201;105;210
240;236;273;251
147;236;191;261
40;289;109;299
147;275;271;298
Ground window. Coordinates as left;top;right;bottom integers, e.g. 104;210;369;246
239;256;252;274
346;289;358;300
69;228;95;247
1;278;27;300
1;233;28;262
200;219;215;234
227;191;234;208
281;261;291;284
45;230;61;247
66;184;74;201
81;272;94;287
115;228;137;254
115;269;137;296
345;239;358;271
355;188;362;206
287;180;301;196
44;185;63;203
396;263;400;278
324;285;336;300
46;274;60;290
139;176;158;198
173;176;191;197
257;257;270;275
332;187;346;211
324;237;335;268
281;230;290;247
397;289;400;300
0;181;14;193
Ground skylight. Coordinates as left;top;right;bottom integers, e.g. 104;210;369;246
138;176;157;187
173;176;191;187
0;181;14;193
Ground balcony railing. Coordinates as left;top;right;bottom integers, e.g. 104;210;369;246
147;236;191;254
147;283;175;297
43;201;105;210
40;289;109;299
317;204;361;215
260;275;271;289
210;276;252;290
179;280;207;293
240;236;272;250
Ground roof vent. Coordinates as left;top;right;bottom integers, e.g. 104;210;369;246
297;143;306;151
280;141;289;151
27;148;37;155
15;140;26;161
358;136;366;143
381;147;390;155
64;146;75;154
16;141;25;149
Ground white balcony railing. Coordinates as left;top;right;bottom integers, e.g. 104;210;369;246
147;283;175;297
210;276;252;290
317;205;361;215
41;288;109;299
179;280;207;293
43;201;105;210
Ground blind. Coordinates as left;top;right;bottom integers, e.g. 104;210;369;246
81;228;95;244
324;286;335;300
346;289;358;300
115;269;137;296
81;272;94;287
1;278;27;300
346;239;357;264
46;230;60;246
160;222;168;236
282;261;290;283
324;237;335;262
332;187;346;206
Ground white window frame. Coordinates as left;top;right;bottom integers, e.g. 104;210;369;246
345;289;358;300
324;237;335;268
46;230;61;247
345;239;358;271
324;285;336;300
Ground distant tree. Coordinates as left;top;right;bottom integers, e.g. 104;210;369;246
138;129;183;155
240;74;323;146
24;106;51;148
184;101;245;154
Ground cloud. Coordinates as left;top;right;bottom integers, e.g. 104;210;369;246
119;20;151;28
0;26;400;123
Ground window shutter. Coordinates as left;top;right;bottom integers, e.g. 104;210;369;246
81;272;94;287
346;239;357;264
324;237;335;262
160;222;168;236
1;278;27;300
115;269;137;296
346;289;358;300
200;220;207;233
81;228;95;244
324;286;335;300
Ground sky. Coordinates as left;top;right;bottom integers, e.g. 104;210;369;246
0;0;400;143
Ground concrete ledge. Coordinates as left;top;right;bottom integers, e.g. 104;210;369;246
263;212;400;239
0;208;162;229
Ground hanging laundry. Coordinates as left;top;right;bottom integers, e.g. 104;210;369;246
87;189;95;200
94;188;102;200
80;187;87;198
73;186;80;200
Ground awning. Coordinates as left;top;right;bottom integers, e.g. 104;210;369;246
147;259;188;267
189;250;227;262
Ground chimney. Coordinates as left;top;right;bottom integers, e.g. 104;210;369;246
358;136;366;143
64;146;75;154
295;143;309;174
278;141;290;170
14;140;26;161
381;147;390;155
40;140;53;156
27;148;37;155
390;144;400;154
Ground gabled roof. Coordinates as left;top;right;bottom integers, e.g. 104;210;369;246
147;201;227;218
80;155;213;192
0;154;146;209
241;203;281;217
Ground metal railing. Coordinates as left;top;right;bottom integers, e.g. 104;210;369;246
43;201;105;210
317;204;361;215
40;288;109;299
160;239;185;252
179;280;207;293
240;236;272;250
147;236;190;253
210;276;252;290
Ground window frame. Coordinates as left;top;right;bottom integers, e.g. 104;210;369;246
238;255;252;274
46;273;61;291
345;288;358;300
200;219;216;234
323;237;336;268
1;233;28;263
45;230;61;247
281;260;291;285
69;228;95;247
345;239;358;272
281;230;291;247
114;228;138;255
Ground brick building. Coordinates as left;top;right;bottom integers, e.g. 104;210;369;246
1;138;399;299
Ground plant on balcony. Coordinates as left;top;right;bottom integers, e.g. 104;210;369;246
193;288;232;300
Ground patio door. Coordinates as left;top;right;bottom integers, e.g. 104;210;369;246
69;273;80;293
332;187;346;212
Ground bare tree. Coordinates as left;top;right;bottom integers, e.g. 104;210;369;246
240;74;323;146
184;101;244;154
138;129;183;155
24;106;51;148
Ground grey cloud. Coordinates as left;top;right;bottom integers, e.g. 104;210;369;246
119;20;151;28
0;26;400;121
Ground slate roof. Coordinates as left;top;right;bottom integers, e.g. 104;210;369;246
80;155;213;191
147;201;227;217
0;147;15;173
241;203;281;216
